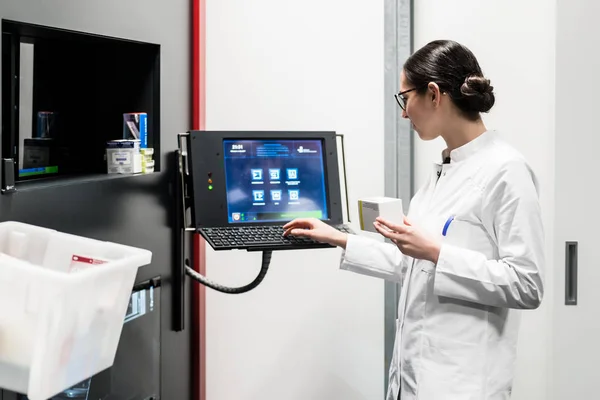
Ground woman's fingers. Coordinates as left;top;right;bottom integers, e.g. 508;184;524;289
290;228;316;238
283;226;309;236
283;218;316;237
375;217;407;234
374;221;400;240
283;218;313;230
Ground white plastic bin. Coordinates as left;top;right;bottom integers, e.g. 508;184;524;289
0;221;152;400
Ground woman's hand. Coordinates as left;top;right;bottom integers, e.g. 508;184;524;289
283;218;348;249
374;216;441;263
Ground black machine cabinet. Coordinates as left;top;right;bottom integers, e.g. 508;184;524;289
0;1;194;398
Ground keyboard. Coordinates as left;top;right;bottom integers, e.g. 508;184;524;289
199;224;354;251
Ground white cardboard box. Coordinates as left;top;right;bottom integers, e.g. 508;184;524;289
106;140;142;174
358;197;404;233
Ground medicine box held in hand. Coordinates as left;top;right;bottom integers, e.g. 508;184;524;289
358;197;404;233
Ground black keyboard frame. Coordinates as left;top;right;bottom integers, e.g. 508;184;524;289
199;224;353;252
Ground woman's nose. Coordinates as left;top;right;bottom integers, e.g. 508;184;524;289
401;109;408;119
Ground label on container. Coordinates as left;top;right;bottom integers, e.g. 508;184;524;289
69;255;107;273
111;152;131;165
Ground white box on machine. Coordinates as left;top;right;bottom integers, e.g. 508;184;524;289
106;139;142;174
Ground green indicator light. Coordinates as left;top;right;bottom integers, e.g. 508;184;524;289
208;185;213;190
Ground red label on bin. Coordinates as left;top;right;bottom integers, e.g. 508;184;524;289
69;255;107;272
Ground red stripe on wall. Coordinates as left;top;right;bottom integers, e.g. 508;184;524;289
192;0;206;399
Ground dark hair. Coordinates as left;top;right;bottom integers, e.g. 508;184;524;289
403;40;495;120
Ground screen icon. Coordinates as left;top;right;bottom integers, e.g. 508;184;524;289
297;145;317;154
286;168;298;180
232;213;241;221
253;190;265;202
251;169;263;180
271;190;282;201
269;169;280;180
288;189;300;201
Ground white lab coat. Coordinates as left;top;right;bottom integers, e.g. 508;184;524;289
341;131;544;400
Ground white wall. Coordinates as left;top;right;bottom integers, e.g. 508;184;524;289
205;1;386;399
413;1;556;399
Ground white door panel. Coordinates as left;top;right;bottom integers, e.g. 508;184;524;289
554;1;600;398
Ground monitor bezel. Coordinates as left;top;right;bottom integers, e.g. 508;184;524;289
187;130;344;229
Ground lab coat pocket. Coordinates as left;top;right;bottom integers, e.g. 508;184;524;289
442;215;495;256
417;334;485;400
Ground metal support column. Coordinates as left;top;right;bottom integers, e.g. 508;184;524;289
383;0;413;392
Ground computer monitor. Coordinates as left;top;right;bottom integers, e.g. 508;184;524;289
187;131;345;229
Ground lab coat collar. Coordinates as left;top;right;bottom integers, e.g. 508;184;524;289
438;130;496;164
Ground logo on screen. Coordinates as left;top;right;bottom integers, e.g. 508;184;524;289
297;145;316;154
253;190;265;202
251;169;263;181
232;213;241;221
269;169;280;180
288;189;300;201
286;168;298;180
271;190;282;201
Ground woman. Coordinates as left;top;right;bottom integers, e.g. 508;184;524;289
284;40;545;400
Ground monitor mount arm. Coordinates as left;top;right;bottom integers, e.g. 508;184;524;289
174;133;273;301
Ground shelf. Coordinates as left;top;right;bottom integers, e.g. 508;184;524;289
15;171;160;192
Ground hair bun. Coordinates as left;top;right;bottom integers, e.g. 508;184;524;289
460;75;495;113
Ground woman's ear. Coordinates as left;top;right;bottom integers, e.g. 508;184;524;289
428;82;441;106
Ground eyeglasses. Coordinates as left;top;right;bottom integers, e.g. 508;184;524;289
394;88;419;111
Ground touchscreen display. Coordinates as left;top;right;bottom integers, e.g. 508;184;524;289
223;139;329;223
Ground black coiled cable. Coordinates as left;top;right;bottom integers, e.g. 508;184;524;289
185;250;272;294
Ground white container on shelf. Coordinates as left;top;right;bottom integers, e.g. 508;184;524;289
0;221;152;400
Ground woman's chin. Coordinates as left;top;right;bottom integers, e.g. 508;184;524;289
414;128;426;139
415;130;437;141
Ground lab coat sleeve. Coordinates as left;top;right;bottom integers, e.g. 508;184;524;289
340;234;407;283
433;158;545;309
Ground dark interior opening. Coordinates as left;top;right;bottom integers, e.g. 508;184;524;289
1;20;160;183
